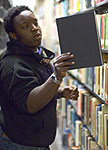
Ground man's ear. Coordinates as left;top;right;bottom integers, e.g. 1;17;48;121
9;32;18;40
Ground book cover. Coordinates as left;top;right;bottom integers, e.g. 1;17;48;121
56;11;103;69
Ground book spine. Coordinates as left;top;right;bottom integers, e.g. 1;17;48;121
106;13;108;49
96;104;101;142
104;114;108;150
75;120;82;147
98;111;102;146
84;93;90;125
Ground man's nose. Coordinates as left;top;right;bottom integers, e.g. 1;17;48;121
31;24;38;32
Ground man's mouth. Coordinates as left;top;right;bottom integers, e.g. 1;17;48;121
33;32;41;40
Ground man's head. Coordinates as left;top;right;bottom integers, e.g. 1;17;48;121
4;5;42;49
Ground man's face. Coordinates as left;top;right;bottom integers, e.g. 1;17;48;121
13;10;42;49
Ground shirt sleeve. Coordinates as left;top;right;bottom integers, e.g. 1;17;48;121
2;61;41;114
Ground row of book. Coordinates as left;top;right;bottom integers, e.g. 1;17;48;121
57;84;108;149
55;0;108;18
69;0;95;15
68;60;108;103
55;2;108;50
57;97;106;149
55;0;95;18
70;79;108;150
95;0;106;5
96;13;108;50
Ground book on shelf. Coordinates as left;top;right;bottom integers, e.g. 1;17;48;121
77;88;87;116
102;104;108;149
90;140;98;150
105;13;108;49
96;14;101;42
98;111;103;146
103;63;108;101
67;104;72;127
61;98;66;117
81;125;85;150
56;11;103;70
91;97;101;138
96;13;108;50
85;128;90;150
106;66;108;103
94;66;100;95
68;0;74;15
71;108;76;138
101;14;105;49
75;120;82;147
99;65;104;98
87;67;95;90
104;114;108;150
87;136;92;150
96;104;102;142
84;93;91;125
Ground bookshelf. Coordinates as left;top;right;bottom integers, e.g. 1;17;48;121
54;0;108;150
95;0;108;8
102;49;108;53
67;71;106;104
68;100;103;150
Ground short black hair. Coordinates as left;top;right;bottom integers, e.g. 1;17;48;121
3;5;32;34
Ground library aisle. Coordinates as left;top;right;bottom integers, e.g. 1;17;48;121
50;128;65;150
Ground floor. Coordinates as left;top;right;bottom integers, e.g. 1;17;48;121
50;129;65;150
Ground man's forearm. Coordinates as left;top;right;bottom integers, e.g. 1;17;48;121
26;77;60;113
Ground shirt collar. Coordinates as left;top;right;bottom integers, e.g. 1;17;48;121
2;38;55;65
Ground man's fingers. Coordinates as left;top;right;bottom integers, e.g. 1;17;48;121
54;53;74;64
55;62;75;68
71;94;79;100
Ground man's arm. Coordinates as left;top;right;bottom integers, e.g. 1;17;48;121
27;77;60;113
27;53;75;113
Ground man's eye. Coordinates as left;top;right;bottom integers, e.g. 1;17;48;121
34;22;38;26
22;25;28;29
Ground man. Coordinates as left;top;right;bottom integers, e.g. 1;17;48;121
0;6;79;150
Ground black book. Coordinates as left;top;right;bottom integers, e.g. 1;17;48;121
56;11;103;69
